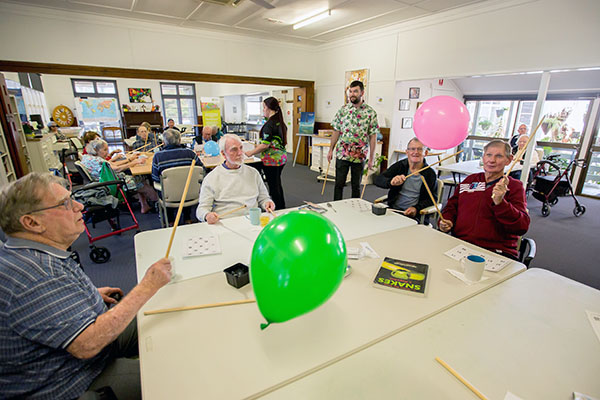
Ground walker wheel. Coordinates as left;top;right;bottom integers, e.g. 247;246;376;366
573;205;586;217
549;197;558;206
90;246;111;263
541;203;550;217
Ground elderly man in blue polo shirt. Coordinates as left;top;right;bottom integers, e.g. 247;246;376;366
0;173;172;399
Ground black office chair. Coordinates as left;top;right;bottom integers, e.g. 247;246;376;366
518;237;536;267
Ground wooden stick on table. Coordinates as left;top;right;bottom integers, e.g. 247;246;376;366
435;357;488;400
218;204;247;219
405;150;463;179
268;209;277;218
360;177;367;199
144;298;256;316
321;160;331;195
165;159;197;258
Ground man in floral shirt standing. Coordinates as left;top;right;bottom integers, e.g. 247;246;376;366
328;80;380;200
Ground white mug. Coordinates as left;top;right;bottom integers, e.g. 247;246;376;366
461;255;485;282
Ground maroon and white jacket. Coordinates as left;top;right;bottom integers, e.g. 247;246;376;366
441;173;530;259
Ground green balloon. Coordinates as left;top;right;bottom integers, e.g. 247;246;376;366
250;210;347;329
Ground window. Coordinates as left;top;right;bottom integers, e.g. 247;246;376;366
245;94;267;122
160;83;197;125
72;79;117;97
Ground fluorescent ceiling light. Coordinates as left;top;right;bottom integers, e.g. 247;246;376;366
293;10;331;30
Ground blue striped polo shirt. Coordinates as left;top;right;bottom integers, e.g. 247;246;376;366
0;237;109;399
151;144;201;183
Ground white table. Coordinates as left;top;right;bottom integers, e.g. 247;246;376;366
437;159;522;181
262;268;600;400
134;199;416;282
135;224;524;399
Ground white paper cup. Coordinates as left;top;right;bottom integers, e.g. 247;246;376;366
461;255;485;282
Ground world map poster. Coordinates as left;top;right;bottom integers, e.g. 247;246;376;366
77;97;120;122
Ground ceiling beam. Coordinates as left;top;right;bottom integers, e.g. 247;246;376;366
0;60;314;89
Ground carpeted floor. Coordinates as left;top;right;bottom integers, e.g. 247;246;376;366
73;158;600;294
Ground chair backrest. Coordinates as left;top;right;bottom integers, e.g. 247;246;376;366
74;161;94;184
435;179;444;203
160;166;203;203
102;126;124;142
518;237;536;268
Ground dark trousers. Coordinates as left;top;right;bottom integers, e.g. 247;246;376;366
82;318;141;400
263;164;286;210
334;159;364;200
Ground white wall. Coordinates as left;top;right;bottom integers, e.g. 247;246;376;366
390;79;464;160
0;3;314;80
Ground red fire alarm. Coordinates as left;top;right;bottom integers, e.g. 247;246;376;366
438;79;444;86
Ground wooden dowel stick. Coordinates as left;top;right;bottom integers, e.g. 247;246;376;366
126;142;152;154
144;298;256;316
165;159;197;258
218;204;247;218
321;160;331;195
420;175;445;222
360;180;367;199
269;209;277;218
406;150;463;178
435;357;488;400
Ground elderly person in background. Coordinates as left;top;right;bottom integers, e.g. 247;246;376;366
197;134;274;224
131;124;159;151
509;135;541;180
152;129;201;223
81;130;122;160
509;124;528;153
440;140;530;259
374;137;436;221
0;172;172;399
194;125;222;148
151;129;201;183
166;118;180;131
82;138;157;213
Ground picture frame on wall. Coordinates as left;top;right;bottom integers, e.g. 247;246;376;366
409;87;420;99
402;117;413;129
399;99;410;111
344;68;369;104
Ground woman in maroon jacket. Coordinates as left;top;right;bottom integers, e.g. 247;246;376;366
440;140;530;259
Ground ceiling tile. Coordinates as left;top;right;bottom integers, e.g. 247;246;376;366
415;0;482;13
133;0;200;18
187;1;262;25
242;0;410;38
313;6;429;41
70;0;132;10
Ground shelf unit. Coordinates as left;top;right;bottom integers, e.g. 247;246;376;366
26;133;61;174
0;121;15;185
8;95;32;174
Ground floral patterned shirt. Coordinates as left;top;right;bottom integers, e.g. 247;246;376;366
331;102;380;162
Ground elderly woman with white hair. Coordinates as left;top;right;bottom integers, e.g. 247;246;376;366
81;138;158;213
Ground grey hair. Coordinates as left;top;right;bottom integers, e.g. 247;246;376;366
88;138;108;156
406;137;427;150
163;128;181;146
0;172;66;234
484;139;511;158
218;134;241;153
211;126;219;134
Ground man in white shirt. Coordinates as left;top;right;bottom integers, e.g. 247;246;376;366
196;134;275;224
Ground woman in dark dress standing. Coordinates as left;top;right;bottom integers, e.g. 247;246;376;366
245;96;287;209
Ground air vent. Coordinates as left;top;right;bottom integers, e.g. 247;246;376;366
203;0;234;6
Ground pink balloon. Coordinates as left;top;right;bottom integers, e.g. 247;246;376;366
413;96;470;150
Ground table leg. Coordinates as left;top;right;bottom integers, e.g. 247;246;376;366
293;135;302;167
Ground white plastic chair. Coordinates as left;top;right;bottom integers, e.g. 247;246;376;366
157;165;203;227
